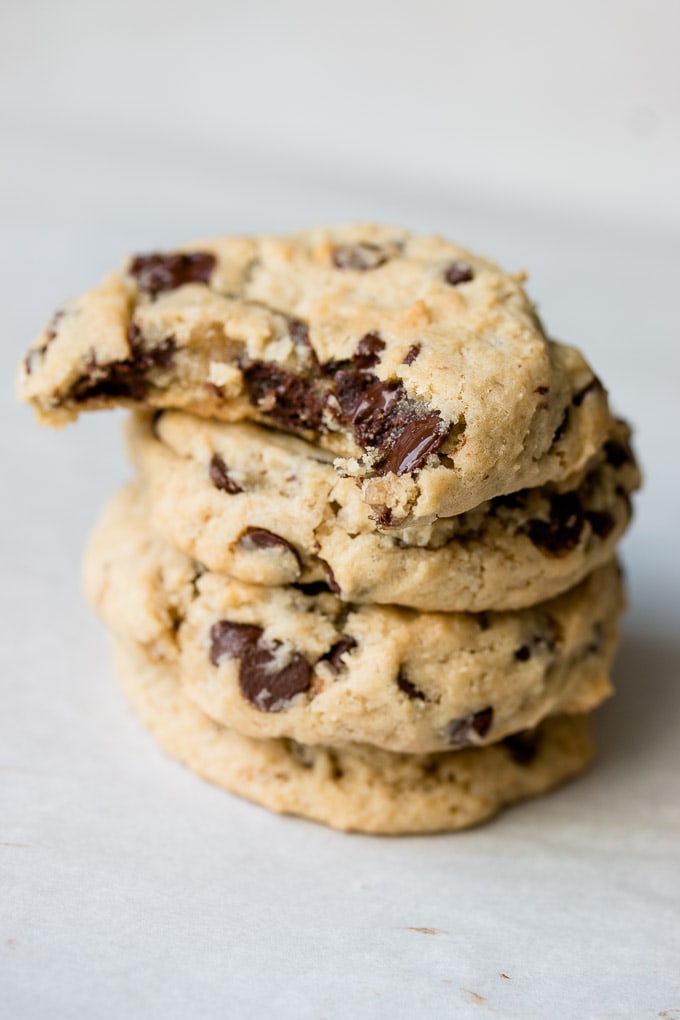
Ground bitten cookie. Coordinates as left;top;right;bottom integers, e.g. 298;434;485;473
112;638;596;835
19;224;611;524
84;485;621;755
128;410;639;611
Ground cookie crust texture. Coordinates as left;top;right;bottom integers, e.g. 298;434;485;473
20;224;612;524
112;639;595;835
128;411;639;612
84;486;622;756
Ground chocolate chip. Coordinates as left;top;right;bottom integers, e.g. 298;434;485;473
331;243;389;271
379;411;448;476
493;489;529;511
70;331;177;403
503;729;541;765
396;669;426;701
242;361;325;433
332;371;403;448
321;636;357;675
238;528;300;567
572;376;604;406
210;621;263;665
354;333;385;369
527;492;584;556
477;612;490;631
604;438;632;468
210;620;311;711
585;510;615;539
444;262;474;286
25;310;65;374
129;251;216;295
446;707;494;746
403;344;421;366
320;563;341;595
514;645;531;662
332;370;449;473
209;453;243;494
535;385;549;395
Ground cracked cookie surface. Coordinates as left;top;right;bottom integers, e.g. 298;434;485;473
84;486;622;755
128;411;639;611
20;224;611;523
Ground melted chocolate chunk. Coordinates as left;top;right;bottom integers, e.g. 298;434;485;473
321;636;357;675
527;492;584;556
396;669;426;701
446;707;494;747
535;385;549;395
209;453;243;494
70;330;177;403
210;620;311;711
572;376;604;406
503;729;542;765
514;645;532;662
238;528;300;566
331;242;389;271
210;621;263;664
585;509;615;539
242;362;325;433
604;438;632;468
129;251;216;295
444;262;474;286
379;411;448;476
403;344;421;366
333;371;403;448
354;333;385;369
332;370;449;474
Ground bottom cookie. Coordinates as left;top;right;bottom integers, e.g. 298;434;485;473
111;638;596;834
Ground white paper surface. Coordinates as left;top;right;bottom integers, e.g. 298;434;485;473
2;127;679;1019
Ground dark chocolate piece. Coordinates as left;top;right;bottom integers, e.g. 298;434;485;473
444;262;474;286
503;729;542;765
396;669;426;701
70;328;177;403
241;362;325;433
210;620;311;711
331;243;389;271
209;453;243;494
321;636;357;675
585;510;615;539
527;492;585;556
129;251;216;295
238;528;300;567
446;707;494;746
403;344;421;366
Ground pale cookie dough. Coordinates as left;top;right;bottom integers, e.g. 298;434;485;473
112;638;596;835
19;224;611;523
84;486;621;755
128;410;639;611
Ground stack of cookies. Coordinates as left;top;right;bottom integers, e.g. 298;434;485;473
18;225;640;833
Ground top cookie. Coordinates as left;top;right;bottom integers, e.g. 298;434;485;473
18;224;612;522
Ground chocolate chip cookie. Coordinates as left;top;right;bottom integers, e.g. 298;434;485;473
84;485;622;755
112;638;596;834
127;411;639;611
19;224;612;523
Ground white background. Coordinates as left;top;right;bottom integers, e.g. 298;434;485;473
2;2;679;1017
